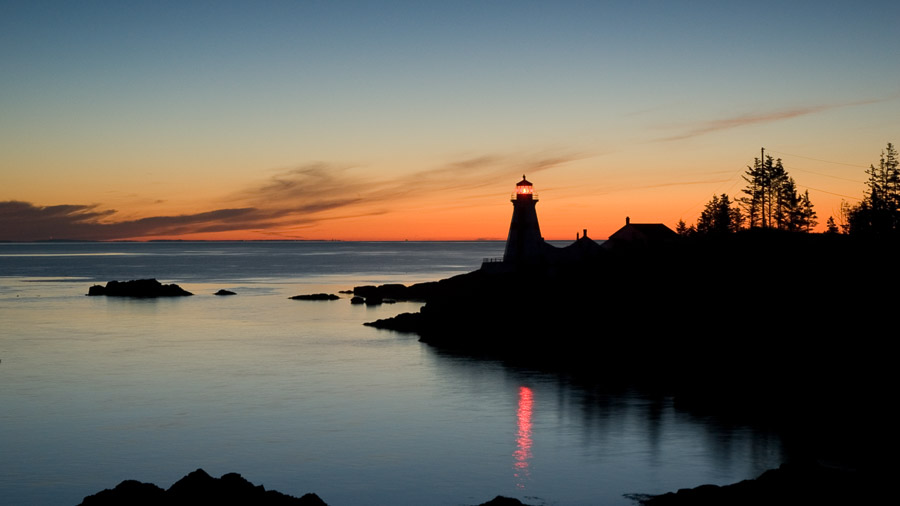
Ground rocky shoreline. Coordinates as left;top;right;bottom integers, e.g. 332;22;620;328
78;469;325;506
77;469;531;506
636;460;880;506
74;233;894;504
78;460;884;505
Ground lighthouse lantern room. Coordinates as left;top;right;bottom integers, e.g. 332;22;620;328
513;175;537;201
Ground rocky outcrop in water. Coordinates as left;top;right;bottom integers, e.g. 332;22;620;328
289;293;340;301
215;289;236;296
78;468;326;506
363;312;423;332
87;279;192;297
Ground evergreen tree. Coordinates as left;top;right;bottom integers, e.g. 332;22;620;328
740;154;788;229
799;190;817;232
729;204;743;232
777;177;802;231
697;194;739;234
839;201;853;234
848;142;899;235
739;150;815;232
825;216;839;234
675;219;694;236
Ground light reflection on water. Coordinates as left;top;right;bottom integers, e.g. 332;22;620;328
0;242;785;506
513;386;533;489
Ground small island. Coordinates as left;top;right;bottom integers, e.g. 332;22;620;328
289;293;340;300
87;279;193;297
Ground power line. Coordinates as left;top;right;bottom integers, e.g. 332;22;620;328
799;184;861;200
766;149;869;169
679;149;867;221
789;166;866;183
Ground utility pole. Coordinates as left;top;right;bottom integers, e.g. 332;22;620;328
760;147;767;228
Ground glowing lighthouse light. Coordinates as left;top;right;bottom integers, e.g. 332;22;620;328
513;175;538;201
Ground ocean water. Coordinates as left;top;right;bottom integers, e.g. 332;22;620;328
0;242;785;505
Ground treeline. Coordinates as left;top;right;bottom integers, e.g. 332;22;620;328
677;143;899;237
842;142;900;235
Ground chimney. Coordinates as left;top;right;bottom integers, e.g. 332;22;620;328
583;228;587;238
625;216;630;225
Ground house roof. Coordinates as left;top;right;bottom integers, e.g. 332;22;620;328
608;223;678;242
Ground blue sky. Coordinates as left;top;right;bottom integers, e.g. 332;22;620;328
2;1;898;239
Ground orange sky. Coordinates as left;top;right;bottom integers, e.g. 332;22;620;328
2;2;897;241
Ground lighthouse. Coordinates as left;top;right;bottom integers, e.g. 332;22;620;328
503;175;545;264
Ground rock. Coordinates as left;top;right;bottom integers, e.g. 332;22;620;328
350;296;365;304
638;461;874;506
477;497;532;506
214;289;236;296
87;279;192;297
353;282;430;302
289;293;340;301
78;468;327;506
79;480;165;506
364;312;423;332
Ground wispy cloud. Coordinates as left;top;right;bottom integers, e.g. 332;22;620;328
0;201;289;241
656;97;889;142
1;153;577;241
594;176;735;196
228;154;575;225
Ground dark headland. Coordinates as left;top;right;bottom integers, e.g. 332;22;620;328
360;230;895;502
354;174;893;502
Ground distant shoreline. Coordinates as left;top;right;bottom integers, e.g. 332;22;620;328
0;238;516;244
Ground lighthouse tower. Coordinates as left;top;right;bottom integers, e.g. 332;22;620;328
503;175;545;264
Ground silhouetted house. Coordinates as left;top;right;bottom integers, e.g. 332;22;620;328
550;228;604;263
604;217;677;249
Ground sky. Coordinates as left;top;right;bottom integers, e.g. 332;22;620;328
2;0;898;241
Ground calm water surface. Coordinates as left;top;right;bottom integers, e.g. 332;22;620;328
0;242;784;505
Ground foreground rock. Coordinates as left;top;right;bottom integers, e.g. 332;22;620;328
215;289;236;296
87;279;193;297
289;293;340;301
79;468;326;506
78;468;532;506
477;497;532;506
638;461;880;506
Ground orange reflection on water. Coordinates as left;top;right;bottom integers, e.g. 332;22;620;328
513;386;533;488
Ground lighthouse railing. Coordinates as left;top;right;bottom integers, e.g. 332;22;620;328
510;192;539;201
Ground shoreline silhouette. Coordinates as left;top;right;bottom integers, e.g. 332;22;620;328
359;229;895;502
